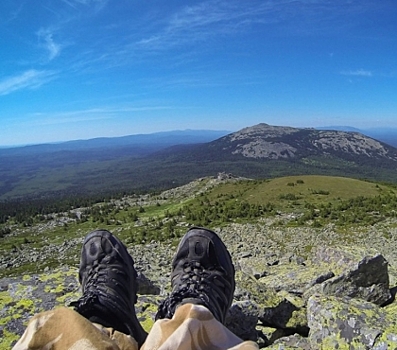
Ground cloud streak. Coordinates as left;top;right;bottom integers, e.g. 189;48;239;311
37;28;62;61
60;0;108;12
0;70;57;96
135;0;272;51
30;105;174;125
58;0;378;74
340;69;373;77
134;0;370;52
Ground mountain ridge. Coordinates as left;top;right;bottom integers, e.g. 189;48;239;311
220;123;397;160
2;125;397;151
0;129;231;157
153;123;397;163
1;123;397;202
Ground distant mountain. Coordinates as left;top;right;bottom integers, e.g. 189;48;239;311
0;129;231;157
362;128;397;148
158;123;397;162
148;123;397;185
1;124;397;202
316;126;363;133
316;126;397;148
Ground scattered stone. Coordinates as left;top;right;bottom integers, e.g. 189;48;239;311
2;222;397;349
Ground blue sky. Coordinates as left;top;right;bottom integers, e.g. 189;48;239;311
1;0;396;146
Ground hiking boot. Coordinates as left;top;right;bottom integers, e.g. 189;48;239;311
155;227;235;324
70;230;147;346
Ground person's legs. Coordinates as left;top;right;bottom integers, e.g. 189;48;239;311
12;307;139;350
150;226;258;350
143;303;258;350
13;227;259;350
70;229;147;346
13;229;147;350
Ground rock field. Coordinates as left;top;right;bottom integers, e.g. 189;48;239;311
2;217;397;349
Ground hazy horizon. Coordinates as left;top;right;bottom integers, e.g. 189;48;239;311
1;124;397;149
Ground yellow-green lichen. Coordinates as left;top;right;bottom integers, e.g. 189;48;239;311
0;291;13;307
15;298;34;311
56;290;80;305
0;329;20;350
22;275;31;282
285;309;307;329
140;317;155;333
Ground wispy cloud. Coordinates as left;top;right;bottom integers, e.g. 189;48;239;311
0;70;57;96
135;0;272;51
37;28;62;61
30;105;173;125
60;0;108;12
61;0;373;73
134;0;367;52
340;69;373;77
5;1;25;23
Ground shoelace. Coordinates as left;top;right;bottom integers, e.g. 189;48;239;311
156;261;226;321
70;261;104;311
179;261;209;289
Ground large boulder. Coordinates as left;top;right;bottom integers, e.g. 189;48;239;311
234;271;308;342
307;293;397;349
225;300;259;341
313;246;391;305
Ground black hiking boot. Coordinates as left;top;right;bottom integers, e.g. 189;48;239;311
155;227;235;324
70;230;147;346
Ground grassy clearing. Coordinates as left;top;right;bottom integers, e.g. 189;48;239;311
210;176;391;209
2;175;397;278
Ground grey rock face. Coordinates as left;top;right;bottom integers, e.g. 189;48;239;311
220;123;397;161
307;294;397;349
314;247;391;305
225;300;259;341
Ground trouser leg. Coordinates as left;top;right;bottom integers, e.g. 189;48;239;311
13;304;259;350
12;307;138;350
142;303;259;350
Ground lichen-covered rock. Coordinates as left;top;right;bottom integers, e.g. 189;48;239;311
258;263;333;295
316;247;391;305
259;298;308;333
135;294;162;332
268;333;312;349
137;272;161;295
225;300;259;341
259;290;308;333
237;257;270;279
307;293;397;349
234;271;269;305
1;237;397;349
234;271;308;333
0;268;80;349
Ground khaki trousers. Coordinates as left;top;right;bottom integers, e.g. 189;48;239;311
13;304;259;350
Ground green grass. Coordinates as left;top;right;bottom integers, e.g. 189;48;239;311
2;175;397;278
208;175;393;211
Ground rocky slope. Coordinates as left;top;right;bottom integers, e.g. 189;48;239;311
2;217;397;349
2;174;397;349
2;124;397;202
215;123;397;161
